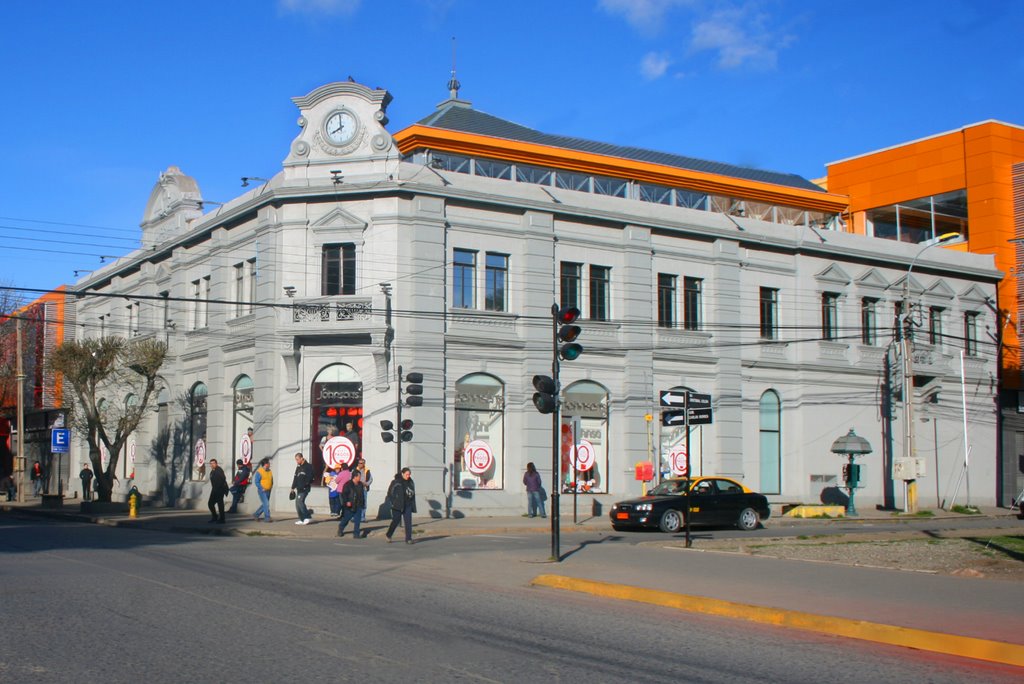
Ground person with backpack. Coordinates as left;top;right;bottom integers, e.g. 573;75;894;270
252;459;273;522
385;468;416;544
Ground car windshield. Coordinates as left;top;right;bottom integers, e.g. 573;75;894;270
647;479;689;496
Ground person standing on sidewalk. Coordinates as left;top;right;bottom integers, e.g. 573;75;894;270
30;461;45;497
79;463;93;501
207;459;229;523
228;459;251;514
523;462;546;518
290;452;314;525
337;469;364;539
356;458;373;522
252;459;273;522
385;468;416;544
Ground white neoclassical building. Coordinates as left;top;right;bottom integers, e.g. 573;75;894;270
68;81;1002;517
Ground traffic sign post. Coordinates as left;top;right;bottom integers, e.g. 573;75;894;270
659;389;714;549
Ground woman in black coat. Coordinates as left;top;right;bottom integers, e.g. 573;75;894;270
385;468;416;544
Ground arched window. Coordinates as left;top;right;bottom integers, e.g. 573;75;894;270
189;382;208;481
759;390;781;494
310;364;362;482
453;374;505;490
233;375;254;477
561;381;609;494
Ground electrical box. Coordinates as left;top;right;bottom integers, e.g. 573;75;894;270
914;457;927;478
893;458;916;480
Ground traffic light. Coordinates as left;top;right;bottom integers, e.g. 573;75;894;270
405;371;423;407
532;374;557;414
400;419;414;442
556;306;583;361
380;419;395;443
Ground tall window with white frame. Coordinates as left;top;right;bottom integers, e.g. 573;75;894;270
821;292;839;341
453;248;476;309
247;258;257;312
683;277;703;331
759;287;778;340
560;262;582;311
861;297;878;346
321;243;356;296
191;277;210;330
484;253;508;312
928;306;944;347
126;301;139;338
234;262;245;317
589;265;610;321
964;311;979;356
657;273;676;328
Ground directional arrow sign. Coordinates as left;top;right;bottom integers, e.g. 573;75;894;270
687;408;713;425
660;390;688;407
661;410;688;426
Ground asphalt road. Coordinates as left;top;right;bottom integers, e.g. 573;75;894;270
3;514;1020;683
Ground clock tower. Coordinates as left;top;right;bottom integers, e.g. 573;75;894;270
283;81;395;181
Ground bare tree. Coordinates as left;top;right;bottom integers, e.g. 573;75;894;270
49;337;167;502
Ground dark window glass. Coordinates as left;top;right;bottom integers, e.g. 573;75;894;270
683;277;703;331
453;249;476;308
590;265;610;321
759;287;778;339
485;253;508;312
657;274;676;328
821;292;839;341
321;243;356;296
560;262;582;310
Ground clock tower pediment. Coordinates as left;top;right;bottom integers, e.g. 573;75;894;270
284;81;395;168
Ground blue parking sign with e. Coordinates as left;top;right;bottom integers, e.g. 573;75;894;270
51;429;70;453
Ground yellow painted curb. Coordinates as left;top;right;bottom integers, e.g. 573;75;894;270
531;574;1024;668
783;505;846;518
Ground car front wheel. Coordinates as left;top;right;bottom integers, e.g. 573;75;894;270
737;507;760;531
659;509;683;533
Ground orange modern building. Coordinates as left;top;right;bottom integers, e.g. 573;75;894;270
0;287;70;492
825;121;1024;506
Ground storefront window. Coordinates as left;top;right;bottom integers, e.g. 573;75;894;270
189;382;208;481
233;375;254;477
311;364;362;483
561;381;609;493
454;374;505;489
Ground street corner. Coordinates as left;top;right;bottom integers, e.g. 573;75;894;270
529;574;1024;669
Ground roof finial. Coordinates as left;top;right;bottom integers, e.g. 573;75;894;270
447;35;461;99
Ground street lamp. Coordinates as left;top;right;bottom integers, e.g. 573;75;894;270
898;232;962;512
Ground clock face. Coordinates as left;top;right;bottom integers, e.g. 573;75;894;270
324;109;358;146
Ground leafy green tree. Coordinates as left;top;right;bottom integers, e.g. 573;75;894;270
50;337;167;502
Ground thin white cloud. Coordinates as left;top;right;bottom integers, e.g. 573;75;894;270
689;5;782;71
599;0;694;34
278;0;361;16
640;51;672;80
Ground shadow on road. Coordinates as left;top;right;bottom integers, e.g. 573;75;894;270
559;535;618;561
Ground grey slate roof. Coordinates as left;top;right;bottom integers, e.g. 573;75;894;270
417;103;825;193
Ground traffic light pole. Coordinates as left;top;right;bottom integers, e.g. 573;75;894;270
396;364;405;473
550;305;561;562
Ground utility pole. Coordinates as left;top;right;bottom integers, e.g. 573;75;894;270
897;233;961;513
16;317;26;503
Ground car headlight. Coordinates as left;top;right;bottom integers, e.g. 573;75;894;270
635;503;652;511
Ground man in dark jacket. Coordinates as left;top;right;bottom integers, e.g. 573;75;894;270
207;459;229;523
290;452;314;525
79;463;93;501
385;468;416;544
227;459;251;514
336;469;365;539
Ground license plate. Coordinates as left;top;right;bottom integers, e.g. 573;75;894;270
615;512;629;520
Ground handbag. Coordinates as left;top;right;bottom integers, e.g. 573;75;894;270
288;490;296;501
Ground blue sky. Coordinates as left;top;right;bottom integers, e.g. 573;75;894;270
2;0;1021;297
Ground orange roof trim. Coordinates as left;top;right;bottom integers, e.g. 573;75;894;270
395;125;849;214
